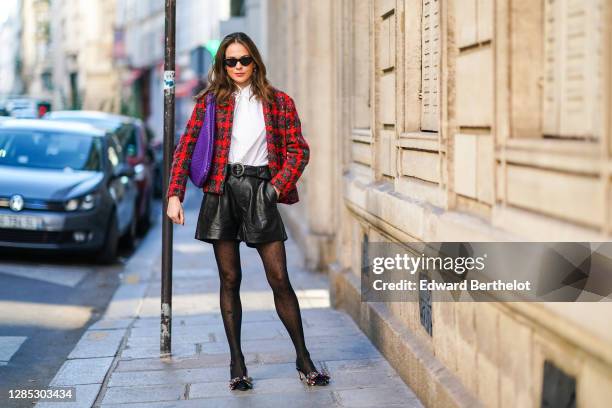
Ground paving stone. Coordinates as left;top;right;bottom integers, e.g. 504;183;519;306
324;367;406;390
108;366;229;387
189;377;308;399
236;334;372;355
101;384;185;405
335;385;423;407
324;357;395;373
104;283;149;320
50;357;114;386
189;380;251;399
125;334;217;347
128;320;285;342
132;314;226;328
173;267;217;279
121;341;198;360
221;390;337;407
67;329;125;359
131;310;278;329
99;397;258;408
115;354;258;372
89;319;133;330
290;323;362;338
35;384;101;408
256;346;382;365
246;361;297;379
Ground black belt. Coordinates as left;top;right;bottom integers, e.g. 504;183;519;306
226;162;271;179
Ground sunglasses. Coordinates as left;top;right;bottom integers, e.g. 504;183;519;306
224;56;254;68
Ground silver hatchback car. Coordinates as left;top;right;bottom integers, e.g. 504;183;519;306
0;119;139;263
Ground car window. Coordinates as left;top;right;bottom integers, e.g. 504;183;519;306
0;130;103;171
116;125;139;157
107;134;124;171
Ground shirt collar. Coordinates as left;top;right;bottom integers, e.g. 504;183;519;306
234;82;252;99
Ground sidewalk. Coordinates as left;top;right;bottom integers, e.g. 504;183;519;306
37;189;423;408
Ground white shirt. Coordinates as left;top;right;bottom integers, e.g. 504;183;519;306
228;83;269;166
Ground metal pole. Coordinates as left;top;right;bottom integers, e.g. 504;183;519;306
161;0;176;356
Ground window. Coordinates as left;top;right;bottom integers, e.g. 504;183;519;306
107;135;124;172
351;0;371;130
542;0;604;140
116;125;139;157
420;0;440;132
230;0;245;17
0;130;102;171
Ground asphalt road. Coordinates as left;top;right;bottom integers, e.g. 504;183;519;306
0;201;160;408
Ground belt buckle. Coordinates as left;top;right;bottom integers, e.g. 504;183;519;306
231;163;245;177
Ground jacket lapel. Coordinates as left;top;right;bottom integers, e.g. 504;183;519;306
215;95;235;146
262;100;278;169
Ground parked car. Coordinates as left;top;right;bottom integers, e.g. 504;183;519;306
0;119;139;263
149;136;164;198
44;111;155;234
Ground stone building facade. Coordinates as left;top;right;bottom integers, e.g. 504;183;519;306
265;0;612;406
20;0;53;100
48;0;120;111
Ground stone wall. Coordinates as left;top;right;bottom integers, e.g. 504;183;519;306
265;1;612;406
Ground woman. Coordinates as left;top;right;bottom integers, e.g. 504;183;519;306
166;32;330;391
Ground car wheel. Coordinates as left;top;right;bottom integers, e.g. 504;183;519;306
97;209;119;265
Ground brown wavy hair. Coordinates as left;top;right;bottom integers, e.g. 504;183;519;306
193;32;275;106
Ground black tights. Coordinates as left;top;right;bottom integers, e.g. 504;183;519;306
212;239;316;378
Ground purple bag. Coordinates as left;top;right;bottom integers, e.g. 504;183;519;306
189;92;216;187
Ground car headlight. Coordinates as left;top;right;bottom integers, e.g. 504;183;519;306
81;193;96;210
65;198;80;211
64;193;98;211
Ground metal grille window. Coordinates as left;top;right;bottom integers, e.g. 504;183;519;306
540;360;576;408
419;271;433;336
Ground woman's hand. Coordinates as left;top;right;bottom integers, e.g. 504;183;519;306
167;196;184;225
272;185;280;198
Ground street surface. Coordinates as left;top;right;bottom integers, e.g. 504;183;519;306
0;201;160;408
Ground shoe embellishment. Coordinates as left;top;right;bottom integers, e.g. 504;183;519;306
229;375;253;390
296;367;331;386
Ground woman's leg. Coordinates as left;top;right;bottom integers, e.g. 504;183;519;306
212;239;247;378
255;240;317;373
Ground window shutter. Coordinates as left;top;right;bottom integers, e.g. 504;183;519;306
542;0;562;135
420;0;440;132
542;0;603;139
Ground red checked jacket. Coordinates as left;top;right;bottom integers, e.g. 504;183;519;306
167;87;310;205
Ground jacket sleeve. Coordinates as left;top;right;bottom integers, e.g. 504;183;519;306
166;97;207;203
269;96;310;199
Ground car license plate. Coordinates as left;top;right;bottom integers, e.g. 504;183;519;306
0;214;44;230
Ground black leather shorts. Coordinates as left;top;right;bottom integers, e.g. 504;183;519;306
195;163;288;248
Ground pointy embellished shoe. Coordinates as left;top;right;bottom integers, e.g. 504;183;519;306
296;365;331;386
228;375;253;391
